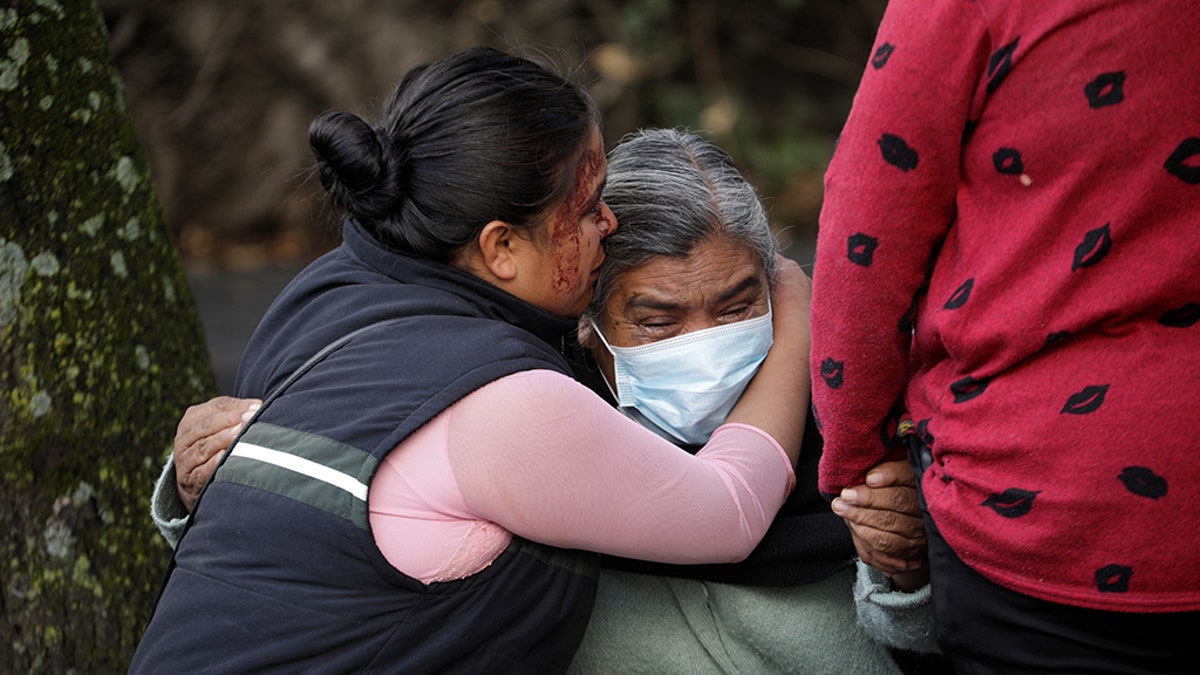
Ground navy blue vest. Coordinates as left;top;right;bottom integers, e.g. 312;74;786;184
132;222;599;673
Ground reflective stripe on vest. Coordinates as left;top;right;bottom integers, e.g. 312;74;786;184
214;422;378;530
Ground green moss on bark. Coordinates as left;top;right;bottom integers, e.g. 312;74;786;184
1;1;216;670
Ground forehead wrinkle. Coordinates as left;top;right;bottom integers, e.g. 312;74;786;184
620;271;762;315
606;237;766;321
623;293;687;312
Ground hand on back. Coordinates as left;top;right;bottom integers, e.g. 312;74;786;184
174;396;261;511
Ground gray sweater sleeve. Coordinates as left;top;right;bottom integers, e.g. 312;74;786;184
150;454;189;549
853;560;940;653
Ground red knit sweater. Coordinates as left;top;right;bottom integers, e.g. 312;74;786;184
811;0;1200;612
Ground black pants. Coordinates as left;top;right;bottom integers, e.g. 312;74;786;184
910;440;1200;674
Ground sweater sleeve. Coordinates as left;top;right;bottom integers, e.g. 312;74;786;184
150;454;189;549
853;560;939;654
447;370;796;565
810;0;992;494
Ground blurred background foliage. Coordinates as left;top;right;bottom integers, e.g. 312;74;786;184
99;0;885;269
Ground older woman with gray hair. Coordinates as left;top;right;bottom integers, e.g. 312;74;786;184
569;128;938;673
153;128;939;673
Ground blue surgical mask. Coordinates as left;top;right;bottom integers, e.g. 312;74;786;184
591;306;773;446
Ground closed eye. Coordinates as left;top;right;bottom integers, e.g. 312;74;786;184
635;317;681;339
718;304;755;323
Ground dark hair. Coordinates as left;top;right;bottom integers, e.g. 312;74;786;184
581;128;778;324
309;47;599;262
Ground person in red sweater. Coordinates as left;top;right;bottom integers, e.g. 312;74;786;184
810;0;1200;670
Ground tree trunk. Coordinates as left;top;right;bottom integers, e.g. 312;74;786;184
1;1;216;670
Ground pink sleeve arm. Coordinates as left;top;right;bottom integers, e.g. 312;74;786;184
447;370;795;564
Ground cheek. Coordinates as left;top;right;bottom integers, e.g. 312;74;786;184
548;218;584;296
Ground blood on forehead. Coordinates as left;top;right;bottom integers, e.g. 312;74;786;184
548;141;604;294
552;144;604;239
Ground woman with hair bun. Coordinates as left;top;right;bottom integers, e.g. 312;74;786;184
131;47;812;673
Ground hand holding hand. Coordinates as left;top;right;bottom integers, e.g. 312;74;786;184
832;458;929;590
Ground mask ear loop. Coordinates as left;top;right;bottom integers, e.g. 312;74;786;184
587;319;624;404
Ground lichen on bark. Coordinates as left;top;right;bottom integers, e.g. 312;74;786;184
1;1;216;671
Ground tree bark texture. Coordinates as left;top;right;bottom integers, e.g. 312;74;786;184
1;1;216;670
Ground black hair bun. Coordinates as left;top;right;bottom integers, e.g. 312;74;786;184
309;110;409;221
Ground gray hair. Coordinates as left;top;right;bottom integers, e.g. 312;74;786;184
582;128;778;324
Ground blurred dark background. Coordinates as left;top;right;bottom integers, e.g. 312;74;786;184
98;0;886;391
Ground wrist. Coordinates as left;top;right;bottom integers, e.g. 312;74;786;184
889;567;929;593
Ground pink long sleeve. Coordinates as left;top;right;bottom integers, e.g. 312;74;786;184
369;369;795;584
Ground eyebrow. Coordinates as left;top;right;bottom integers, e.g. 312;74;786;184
624;274;763;311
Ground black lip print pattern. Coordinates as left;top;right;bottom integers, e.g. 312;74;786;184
1159;302;1200;327
871;43;894;69
914;418;934;446
879;133;919;172
1095;564;1133;593
1044;331;1070;348
944;279;974;309
986;37;1019;94
819;358;844;389
1061;384;1109;415
1118;466;1168;500
992;148;1024;174
1164;137;1200;184
950;375;989;403
982;487;1039;518
847;232;879;266
1084;71;1126;109
1071;223;1112;270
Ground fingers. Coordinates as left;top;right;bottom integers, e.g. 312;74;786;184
769;256;813;342
864;458;915;488
833;486;926;561
187;445;227;510
174;396;262;455
838;499;926;556
174;396;261;511
852;524;930;585
846;449;929;584
846;518;924;575
856;543;920;576
836;482;921;519
771;255;813;301
844;515;927;561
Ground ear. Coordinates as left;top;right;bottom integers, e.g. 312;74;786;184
476;220;523;281
576;318;596;349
